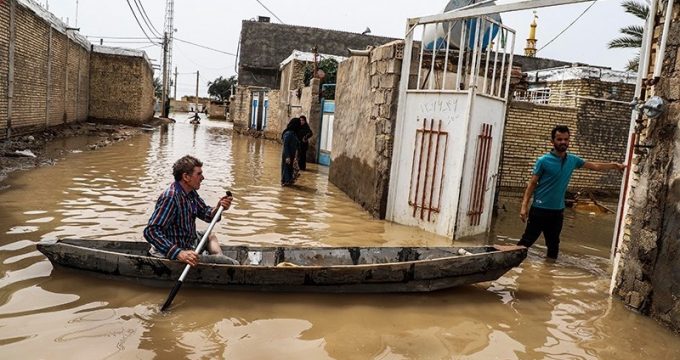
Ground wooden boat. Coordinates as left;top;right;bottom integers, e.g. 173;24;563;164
37;239;527;293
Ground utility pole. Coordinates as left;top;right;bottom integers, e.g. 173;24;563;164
195;70;200;115
163;0;175;112
173;66;178;100
161;32;168;118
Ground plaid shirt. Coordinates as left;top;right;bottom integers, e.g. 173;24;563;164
143;181;217;259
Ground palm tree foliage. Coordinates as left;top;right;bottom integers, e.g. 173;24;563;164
608;0;649;71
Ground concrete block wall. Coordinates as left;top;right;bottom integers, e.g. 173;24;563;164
329;41;403;218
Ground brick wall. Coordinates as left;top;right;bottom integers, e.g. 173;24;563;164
500;79;633;195
0;0;153;138
0;1;91;139
329;41;403;218
88;47;154;125
230;85;250;132
0;3;8;136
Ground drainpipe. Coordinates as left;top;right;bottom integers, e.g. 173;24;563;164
610;0;659;288
640;0;658;82
652;0;674;82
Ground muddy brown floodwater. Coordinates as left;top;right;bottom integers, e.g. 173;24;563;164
0;114;678;359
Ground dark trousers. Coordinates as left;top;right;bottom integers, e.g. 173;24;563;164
518;206;564;259
298;142;308;170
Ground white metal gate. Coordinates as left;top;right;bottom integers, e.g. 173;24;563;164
386;12;516;239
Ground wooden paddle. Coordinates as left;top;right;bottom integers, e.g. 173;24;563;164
161;190;232;311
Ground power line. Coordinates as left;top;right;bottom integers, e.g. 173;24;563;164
253;0;284;24
86;35;157;39
174;45;234;71
537;1;597;53
133;0;162;37
124;0;160;45
174;37;237;56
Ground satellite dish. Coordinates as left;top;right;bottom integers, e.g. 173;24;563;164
362;27;371;35
423;0;502;50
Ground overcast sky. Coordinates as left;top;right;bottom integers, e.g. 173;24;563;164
45;0;642;97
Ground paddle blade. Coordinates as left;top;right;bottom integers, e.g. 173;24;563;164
161;280;184;311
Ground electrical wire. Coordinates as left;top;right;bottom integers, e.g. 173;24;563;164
537;1;597;53
253;0;285;24
86;35;157;39
174;38;237;56
124;0;160;45
133;0;162;37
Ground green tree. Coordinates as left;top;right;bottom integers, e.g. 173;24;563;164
207;75;238;102
303;58;339;99
608;0;649;71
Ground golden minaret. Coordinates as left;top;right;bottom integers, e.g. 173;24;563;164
524;11;538;57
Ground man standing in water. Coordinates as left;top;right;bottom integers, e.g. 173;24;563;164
519;125;626;260
144;155;236;266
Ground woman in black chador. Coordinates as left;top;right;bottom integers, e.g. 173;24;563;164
297;115;313;171
281;117;302;186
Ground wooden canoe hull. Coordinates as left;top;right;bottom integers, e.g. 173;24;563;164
37;239;527;293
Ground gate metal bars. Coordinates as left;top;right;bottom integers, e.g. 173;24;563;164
467;123;493;226
408;118;449;221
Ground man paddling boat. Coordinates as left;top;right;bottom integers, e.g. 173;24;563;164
143;155;237;266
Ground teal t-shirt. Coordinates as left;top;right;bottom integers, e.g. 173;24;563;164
531;152;585;210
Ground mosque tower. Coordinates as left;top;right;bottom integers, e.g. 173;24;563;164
524;11;538;57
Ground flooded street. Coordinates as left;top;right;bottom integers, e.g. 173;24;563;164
1;115;678;359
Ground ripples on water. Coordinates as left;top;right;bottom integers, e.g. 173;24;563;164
0;115;678;359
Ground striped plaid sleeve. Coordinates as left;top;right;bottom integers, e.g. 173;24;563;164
143;193;180;259
196;195;220;223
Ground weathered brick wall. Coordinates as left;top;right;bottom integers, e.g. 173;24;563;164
230;85;250;131
208;103;226;120
88;48;154;125
233;86;299;142
501;79;632;195
264;89;283;140
613;0;680;333
0;2;8;136
12;4;48;132
0;0;153;138
0;1;90;139
329;41;402;218
48;30;67;126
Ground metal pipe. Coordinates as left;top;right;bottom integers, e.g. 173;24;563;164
468;17;482;88
409;0;594;25
456;21;467;90
503;32;516;99
413;119;427;217
408;127;421;209
417;25;426;90
653;0;674;80
442;26;452;89
640;0;658;81
428;120;443;221
422;118;435;219
347;48;371;57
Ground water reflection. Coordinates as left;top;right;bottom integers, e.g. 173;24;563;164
0;115;678;358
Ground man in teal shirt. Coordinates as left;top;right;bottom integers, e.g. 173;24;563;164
519;125;626;259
